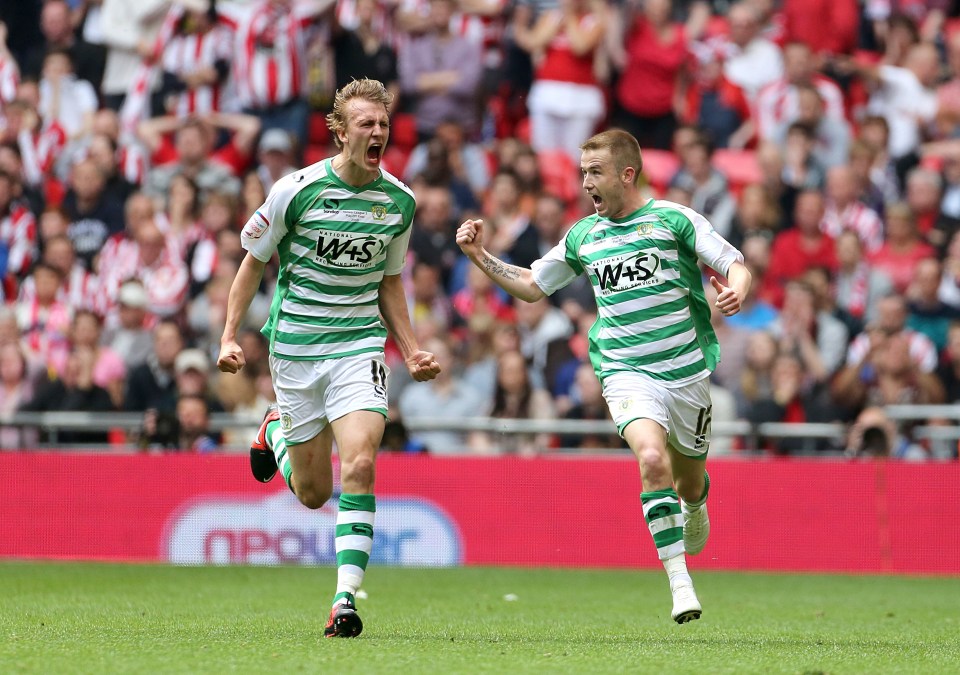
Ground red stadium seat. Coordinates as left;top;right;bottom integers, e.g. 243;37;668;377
537;149;580;204
640;148;680;196
712;149;762;196
390;113;419;151
304;144;327;167
382;146;411;177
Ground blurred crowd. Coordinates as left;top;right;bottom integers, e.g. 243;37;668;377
1;0;960;459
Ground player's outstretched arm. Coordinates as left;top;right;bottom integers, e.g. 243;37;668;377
217;252;267;374
378;274;441;382
456;219;545;303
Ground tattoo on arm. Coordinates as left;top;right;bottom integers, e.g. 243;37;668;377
482;253;521;281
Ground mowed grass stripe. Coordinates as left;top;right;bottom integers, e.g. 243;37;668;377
1;563;958;674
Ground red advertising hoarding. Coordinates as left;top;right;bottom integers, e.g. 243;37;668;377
2;453;958;574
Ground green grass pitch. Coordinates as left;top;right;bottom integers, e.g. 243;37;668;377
1;562;958;674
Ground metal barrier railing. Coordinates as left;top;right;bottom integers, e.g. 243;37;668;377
0;406;957;454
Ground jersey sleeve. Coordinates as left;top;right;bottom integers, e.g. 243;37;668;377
384;225;411;275
689;208;744;276
240;177;296;262
531;240;579;296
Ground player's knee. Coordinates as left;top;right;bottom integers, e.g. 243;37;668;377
635;444;669;478
294;482;333;510
340;454;376;491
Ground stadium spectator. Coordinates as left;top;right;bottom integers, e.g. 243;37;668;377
849;42;941;160
21;345;115;444
399;0;484;141
21;0;105;90
668;135;736;238
756;41;845;142
938;230;960;310
172;393;218;452
844;293;939;376
834;230;893;325
85;133;135;206
216;0;330;149
467;348;556;455
38;48;98;143
0;22;20;108
398;336;487;454
506;192;565;270
906;258;960;352
63;158;125;270
158;0;232;118
409;184;461;288
868;202;936;294
727;183;781;250
17;262;71;364
332;0;400;106
0;342;36;449
832;329;945;419
844;405;926;460
903;167;950;245
255;129;297;193
744;351;836;455
409;260;452;331
771;85;851;170
559;361;624;450
462;318;521;401
682;44;752;150
173;347;224;413
406;137;480;215
780;123;826;203
123;318;184;413
732;329;778;418
404;118;491;203
97;0;170;111
727;233;779;328
0;168;37;285
610;0;690;150
767;190;837;307
138;113;260;199
770;279;849;380
936;321;960;403
515;294;572;387
514;0;607;163
717;1;783;102
51;308;127;409
847;140;886;216
102;280;154;370
821;165;884;254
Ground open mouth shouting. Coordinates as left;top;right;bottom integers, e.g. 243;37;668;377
590;193;604;212
366;143;383;166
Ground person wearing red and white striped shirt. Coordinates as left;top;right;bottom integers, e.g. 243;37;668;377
160;6;233;117
18;234;99;312
755;41;846;141
821;165;884;254
217;0;332;149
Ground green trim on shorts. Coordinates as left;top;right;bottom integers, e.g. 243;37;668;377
619;417;710;460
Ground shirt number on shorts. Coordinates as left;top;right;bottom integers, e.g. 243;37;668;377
370;360;387;398
694;405;712;451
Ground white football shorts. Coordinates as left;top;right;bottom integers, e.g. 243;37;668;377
602;372;713;458
269;352;390;444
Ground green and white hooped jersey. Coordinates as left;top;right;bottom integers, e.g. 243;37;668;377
241;158;416;360
531;199;744;387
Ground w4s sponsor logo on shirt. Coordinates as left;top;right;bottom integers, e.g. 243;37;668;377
314;229;388;269
591;251;662;295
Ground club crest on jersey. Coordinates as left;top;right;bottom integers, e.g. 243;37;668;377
592;251;662;296
371;204;387;221
314;228;388;269
242;211;270;239
637;222;654;235
280;413;293;431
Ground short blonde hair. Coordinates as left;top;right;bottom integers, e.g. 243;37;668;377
580;129;643;186
325;78;394;149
